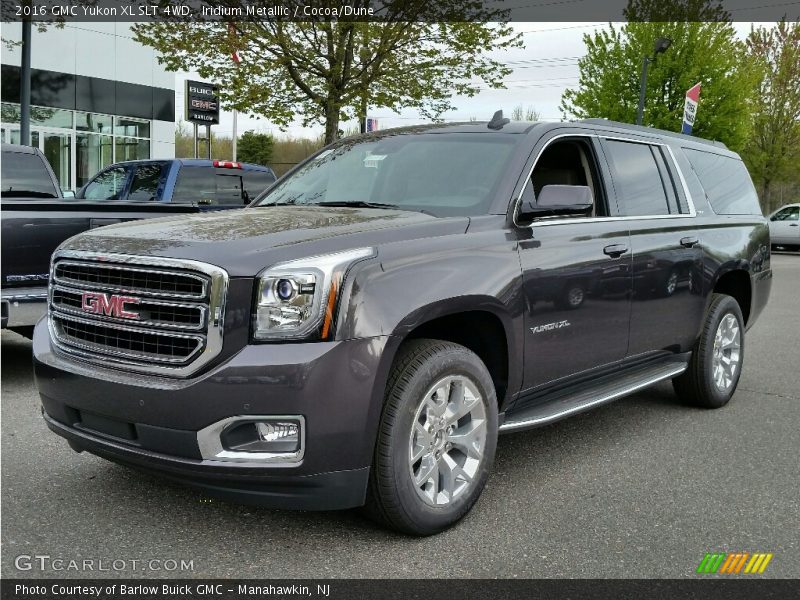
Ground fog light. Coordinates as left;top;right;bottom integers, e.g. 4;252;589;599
256;421;299;443
220;418;302;455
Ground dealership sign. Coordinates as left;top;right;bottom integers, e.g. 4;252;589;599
681;82;701;135
185;80;220;125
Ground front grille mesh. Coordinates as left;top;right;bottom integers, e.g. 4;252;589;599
49;257;218;372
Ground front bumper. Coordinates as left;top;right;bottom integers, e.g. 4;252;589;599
33;319;392;510
1;286;48;329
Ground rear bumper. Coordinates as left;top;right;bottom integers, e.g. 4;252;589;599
1;286;47;328
33;318;394;510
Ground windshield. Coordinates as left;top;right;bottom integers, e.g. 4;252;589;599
253;133;519;217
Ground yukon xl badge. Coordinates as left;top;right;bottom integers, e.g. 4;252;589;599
81;292;141;320
530;320;571;334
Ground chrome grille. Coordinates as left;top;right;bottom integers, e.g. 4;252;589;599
49;252;228;377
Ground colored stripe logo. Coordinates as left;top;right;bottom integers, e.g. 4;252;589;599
697;552;773;574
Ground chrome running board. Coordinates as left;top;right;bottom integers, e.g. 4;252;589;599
499;361;687;433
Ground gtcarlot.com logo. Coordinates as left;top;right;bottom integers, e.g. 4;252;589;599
696;552;774;574
14;554;195;572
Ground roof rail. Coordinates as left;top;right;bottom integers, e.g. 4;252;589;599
577;118;728;149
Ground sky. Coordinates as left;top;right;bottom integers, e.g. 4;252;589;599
174;21;757;140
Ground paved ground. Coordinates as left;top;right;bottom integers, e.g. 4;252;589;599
2;253;798;579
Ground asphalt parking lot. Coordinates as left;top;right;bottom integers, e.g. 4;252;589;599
2;253;798;579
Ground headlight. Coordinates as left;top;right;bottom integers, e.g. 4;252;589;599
253;247;374;341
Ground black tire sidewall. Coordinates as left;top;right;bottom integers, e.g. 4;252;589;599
697;296;745;407
384;344;498;534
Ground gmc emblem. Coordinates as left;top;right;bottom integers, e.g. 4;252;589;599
81;292;141;320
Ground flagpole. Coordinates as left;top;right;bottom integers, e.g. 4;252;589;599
232;109;237;161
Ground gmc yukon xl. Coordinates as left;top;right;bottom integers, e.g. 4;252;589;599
33;118;772;535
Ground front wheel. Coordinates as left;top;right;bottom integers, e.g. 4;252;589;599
673;293;745;408
364;339;498;535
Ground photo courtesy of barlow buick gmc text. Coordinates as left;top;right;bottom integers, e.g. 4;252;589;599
1;1;799;599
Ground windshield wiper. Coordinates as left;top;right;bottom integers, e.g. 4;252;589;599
315;201;402;210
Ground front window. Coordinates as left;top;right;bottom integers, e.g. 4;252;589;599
254;133;520;217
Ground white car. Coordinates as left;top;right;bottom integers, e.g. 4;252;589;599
768;203;800;250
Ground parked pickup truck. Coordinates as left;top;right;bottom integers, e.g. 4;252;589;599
33;117;772;535
77;158;276;205
1;145;276;337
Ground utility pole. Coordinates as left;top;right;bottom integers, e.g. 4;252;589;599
20;16;32;145
636;37;672;126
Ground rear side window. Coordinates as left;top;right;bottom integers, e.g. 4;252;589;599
242;170;275;202
0;151;59;198
81;166;129;200
128;163;167;201
682;148;761;215
603;140;672;216
172;167;245;206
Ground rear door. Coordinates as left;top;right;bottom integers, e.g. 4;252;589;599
600;137;704;358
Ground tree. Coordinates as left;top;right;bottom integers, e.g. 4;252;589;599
237;130;275;166
511;105;541;121
133;1;520;144
560;0;758;151
741;20;800;212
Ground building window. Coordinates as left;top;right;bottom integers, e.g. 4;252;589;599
1;102;154;191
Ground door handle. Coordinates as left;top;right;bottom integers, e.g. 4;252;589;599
680;236;699;248
790;223;798;227
603;244;629;258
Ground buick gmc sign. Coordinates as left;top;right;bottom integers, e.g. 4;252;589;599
185;80;220;125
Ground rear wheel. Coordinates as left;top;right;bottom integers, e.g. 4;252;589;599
364;339;498;535
673;293;744;408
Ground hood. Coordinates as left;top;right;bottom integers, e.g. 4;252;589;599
60;206;469;276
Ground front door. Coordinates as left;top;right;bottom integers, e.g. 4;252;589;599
517;133;632;395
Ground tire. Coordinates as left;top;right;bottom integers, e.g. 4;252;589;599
673;293;745;408
363;339;498;535
556;282;586;310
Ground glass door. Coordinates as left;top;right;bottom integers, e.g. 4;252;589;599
41;131;72;193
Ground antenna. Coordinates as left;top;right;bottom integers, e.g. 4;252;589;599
487;110;510;130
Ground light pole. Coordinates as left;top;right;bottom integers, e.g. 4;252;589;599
636;37;672;126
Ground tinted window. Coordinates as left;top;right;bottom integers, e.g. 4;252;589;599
172;167;244;206
242;170;275;202
128;163;167;201
604;140;671;216
772;206;799;221
81;166;129;200
683;148;761;215
0;151;58;198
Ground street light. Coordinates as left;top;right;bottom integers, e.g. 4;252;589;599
636;37;672;126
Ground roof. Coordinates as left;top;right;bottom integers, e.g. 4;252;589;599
1;143;40;154
576;119;729;150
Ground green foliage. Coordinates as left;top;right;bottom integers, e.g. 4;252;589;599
561;0;758;151
133;1;520;144
236;130;274;167
740;20;800;211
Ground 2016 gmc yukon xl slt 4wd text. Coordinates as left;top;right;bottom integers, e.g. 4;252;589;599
33;118;771;535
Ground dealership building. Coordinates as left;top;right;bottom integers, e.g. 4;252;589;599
1;22;175;193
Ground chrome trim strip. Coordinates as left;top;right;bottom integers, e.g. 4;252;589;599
50;285;207;331
52;313;205;365
499;363;687;433
48;250;228;378
512;132;698;228
197;415;306;465
54;260;208;300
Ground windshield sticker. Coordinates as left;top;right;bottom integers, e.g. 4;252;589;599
364;154;387;168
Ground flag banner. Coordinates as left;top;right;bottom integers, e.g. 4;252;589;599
682;82;701;135
366;118;379;132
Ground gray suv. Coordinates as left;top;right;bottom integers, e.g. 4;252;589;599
33;118;771;535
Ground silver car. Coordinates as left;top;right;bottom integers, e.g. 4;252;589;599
768;203;800;250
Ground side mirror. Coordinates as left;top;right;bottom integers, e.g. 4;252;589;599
519;185;593;220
